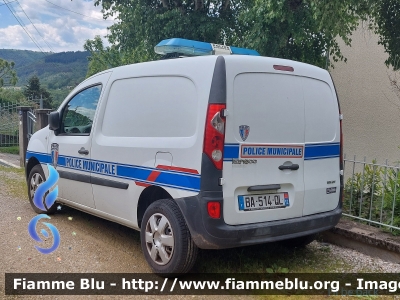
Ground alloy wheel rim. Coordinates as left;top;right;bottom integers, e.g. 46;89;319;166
145;213;174;265
30;173;43;199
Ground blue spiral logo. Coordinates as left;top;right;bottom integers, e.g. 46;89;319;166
28;164;60;254
33;164;59;211
28;215;60;254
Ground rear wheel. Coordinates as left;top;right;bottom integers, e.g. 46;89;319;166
280;234;316;248
27;164;57;214
140;199;198;275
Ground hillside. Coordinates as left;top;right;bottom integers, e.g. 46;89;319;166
0;49;89;89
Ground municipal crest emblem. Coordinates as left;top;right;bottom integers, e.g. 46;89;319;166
51;143;59;169
239;125;250;141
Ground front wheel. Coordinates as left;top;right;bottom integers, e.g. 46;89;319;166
140;199;198;275
27;164;57;214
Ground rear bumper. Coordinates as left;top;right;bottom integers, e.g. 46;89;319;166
175;191;342;249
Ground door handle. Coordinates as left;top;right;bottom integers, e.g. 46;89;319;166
278;164;299;171
247;184;281;192
78;147;89;155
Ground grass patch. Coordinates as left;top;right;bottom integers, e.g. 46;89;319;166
0;146;19;155
194;241;354;274
0;164;24;175
0;165;27;199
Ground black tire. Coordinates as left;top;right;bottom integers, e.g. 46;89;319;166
280;234;316;248
140;199;198;275
27;164;58;214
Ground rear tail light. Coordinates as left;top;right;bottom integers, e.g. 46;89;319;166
207;201;221;218
203;104;226;170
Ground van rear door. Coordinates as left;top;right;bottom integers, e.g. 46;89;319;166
223;70;305;226
302;77;341;216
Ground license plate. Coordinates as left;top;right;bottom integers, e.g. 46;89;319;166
238;192;290;211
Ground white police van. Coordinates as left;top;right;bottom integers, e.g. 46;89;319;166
26;38;343;274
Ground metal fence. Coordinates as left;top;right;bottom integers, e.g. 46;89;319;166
343;155;400;232
0;102;20;147
27;109;36;140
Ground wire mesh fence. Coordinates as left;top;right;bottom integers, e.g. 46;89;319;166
0;102;20;147
343;154;400;232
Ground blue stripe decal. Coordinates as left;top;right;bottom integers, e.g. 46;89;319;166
224;144;239;161
223;143;339;161
117;165;152;181
26;142;339;192
26;151;200;192
304;143;340;160
156;172;200;191
26;151;51;164
58;156;66;167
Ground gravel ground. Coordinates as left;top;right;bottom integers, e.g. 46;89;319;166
1;164;400;299
308;241;400;273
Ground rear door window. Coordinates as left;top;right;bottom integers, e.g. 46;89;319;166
302;77;337;143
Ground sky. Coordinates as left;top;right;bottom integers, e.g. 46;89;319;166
0;0;115;52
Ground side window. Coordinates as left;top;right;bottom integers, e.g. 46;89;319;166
60;85;102;135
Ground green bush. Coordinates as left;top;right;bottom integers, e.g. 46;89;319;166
382;168;400;234
344;160;400;235
344;161;383;220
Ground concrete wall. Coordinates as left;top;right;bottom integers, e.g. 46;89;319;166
330;26;400;165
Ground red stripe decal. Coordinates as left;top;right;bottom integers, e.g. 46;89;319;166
135;182;150;187
147;170;161;182
135;165;198;188
156;165;199;174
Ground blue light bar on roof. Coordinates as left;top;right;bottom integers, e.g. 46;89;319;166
230;46;260;56
155;38;260;57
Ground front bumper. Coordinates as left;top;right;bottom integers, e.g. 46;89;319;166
175;191;342;249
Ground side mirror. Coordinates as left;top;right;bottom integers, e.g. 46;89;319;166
48;111;60;131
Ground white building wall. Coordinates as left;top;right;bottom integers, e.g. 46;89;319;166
330;26;400;165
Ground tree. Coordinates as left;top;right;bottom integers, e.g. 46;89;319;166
371;0;400;70
0;58;18;87
85;0;250;75
84;36;125;77
85;0;399;74
23;75;52;109
238;0;372;67
0;88;25;106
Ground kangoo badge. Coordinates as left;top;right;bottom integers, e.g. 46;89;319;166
239;125;250;141
51;143;59;169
